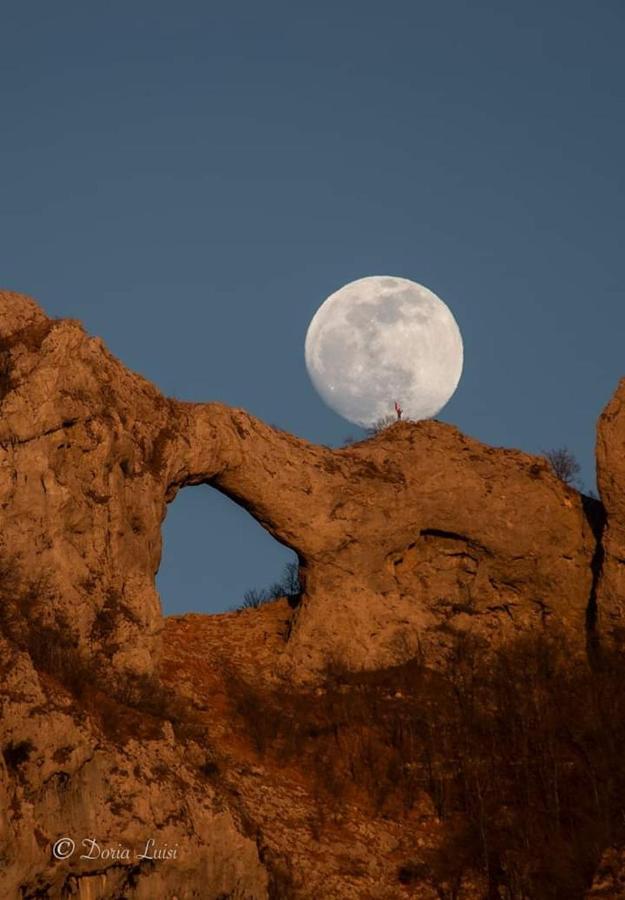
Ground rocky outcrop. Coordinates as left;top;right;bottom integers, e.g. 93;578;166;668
0;289;618;896
0;292;172;677
596;377;625;650
0;291;600;682
0;629;270;899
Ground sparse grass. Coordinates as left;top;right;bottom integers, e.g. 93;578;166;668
366;414;400;435
342;414;407;445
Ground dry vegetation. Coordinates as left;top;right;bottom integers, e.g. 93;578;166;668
240;561;301;609
4;549;625;897
543;447;582;487
225;632;625;899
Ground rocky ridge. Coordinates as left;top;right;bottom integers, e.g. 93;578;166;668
0;290;624;898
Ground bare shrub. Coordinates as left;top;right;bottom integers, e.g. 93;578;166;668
241;588;269;609
239;561;301;610
366;414;398;436
280;562;301;597
543;446;581;486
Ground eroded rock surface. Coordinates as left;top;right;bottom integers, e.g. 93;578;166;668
0;290;617;897
596;377;625;649
0;630;269;899
0;291;600;681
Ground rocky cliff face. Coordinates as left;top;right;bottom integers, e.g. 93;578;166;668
596;377;625;650
0;290;621;898
0;291;601;678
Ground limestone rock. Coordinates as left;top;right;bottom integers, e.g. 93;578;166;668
596;377;625;648
0;635;268;898
0;289;614;897
0;290;599;680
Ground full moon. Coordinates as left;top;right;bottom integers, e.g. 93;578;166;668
304;276;463;428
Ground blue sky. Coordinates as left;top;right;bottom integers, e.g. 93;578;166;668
2;1;624;614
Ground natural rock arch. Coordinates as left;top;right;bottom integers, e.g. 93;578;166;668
156;477;298;616
0;291;608;681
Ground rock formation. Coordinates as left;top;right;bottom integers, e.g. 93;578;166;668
0;290;601;679
596;377;625;649
0;289;620;897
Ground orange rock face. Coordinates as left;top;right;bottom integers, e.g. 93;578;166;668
596;377;625;649
0;290;616;896
0;290;600;679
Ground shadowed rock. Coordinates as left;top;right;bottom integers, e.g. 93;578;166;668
596;376;625;649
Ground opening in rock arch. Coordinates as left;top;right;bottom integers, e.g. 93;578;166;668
157;484;298;615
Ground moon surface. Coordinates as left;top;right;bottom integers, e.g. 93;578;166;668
305;276;463;428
